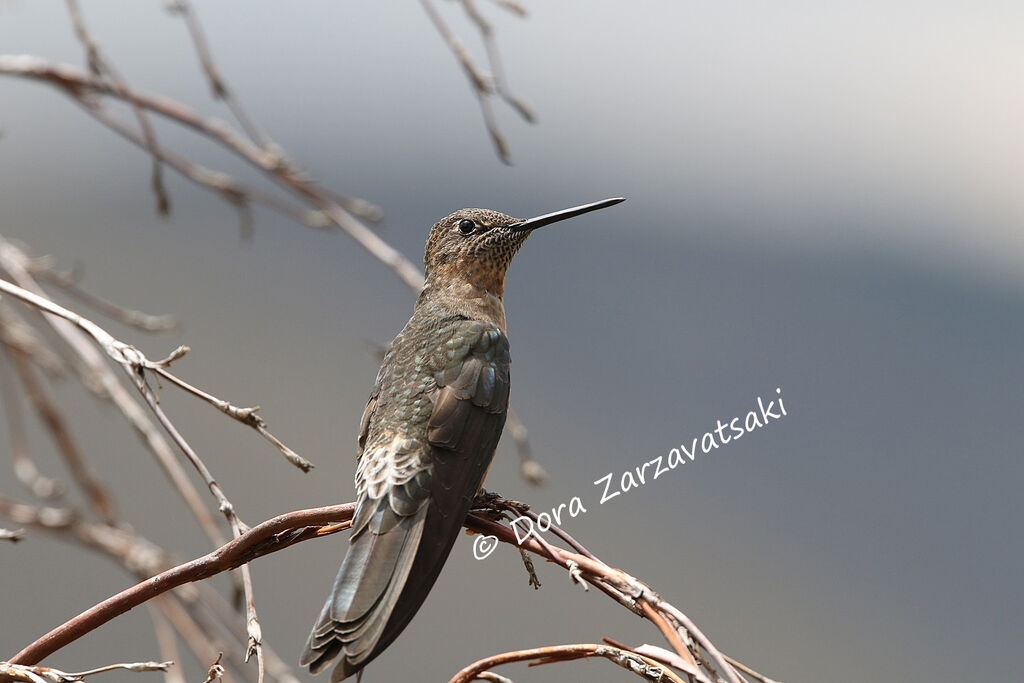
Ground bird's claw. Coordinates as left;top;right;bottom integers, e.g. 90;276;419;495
471;488;530;517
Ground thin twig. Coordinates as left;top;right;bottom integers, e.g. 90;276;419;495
150;597;229;683
65;0;170;215
419;0;512;163
449;643;686;683
488;0;527;17
723;655;782;683
8;347;115;522
0;343;64;499
0;660;171;683
145;605;186;683
145;348;313;472
462;513;748;683
459;0;535;122
33;264;177;333
164;0;268;148
638;601;699;672
8;503;355;665
0;307;66;376
0;241;229;552
0;56;418;288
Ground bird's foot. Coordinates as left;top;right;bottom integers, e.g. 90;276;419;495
471;488;530;519
469;489;542;589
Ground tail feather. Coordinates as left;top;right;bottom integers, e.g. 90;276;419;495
299;498;427;680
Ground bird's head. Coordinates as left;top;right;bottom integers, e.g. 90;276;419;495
422;198;625;298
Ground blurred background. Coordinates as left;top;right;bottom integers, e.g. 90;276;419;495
1;2;1022;682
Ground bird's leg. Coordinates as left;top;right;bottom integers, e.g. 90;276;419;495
469;489;541;589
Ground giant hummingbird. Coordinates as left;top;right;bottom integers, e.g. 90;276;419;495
300;197;625;680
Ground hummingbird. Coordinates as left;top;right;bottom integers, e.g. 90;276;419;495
299;197;625;680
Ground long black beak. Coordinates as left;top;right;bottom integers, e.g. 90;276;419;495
508;197;625;232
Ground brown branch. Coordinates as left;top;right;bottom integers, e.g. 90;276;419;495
6;496;772;683
637;601;699;672
462;513;749;683
0;342;63;500
8;347;114;522
8;504;355;666
449;643;687;683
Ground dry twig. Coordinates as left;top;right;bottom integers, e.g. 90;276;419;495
0;241;229;552
0;660;171;683
65;0;170;215
0;344;63;500
31;263;176;333
450;643;687;682
418;0;534;164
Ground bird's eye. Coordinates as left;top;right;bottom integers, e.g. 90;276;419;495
457;218;475;235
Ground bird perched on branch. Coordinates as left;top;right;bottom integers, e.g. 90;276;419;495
300;197;625;680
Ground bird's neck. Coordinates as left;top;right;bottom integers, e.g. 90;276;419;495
417;276;507;331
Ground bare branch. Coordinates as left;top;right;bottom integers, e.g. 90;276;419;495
32;264;177;333
0;255;309;486
144;606;186;683
0;241;228;550
65;0;170;215
449;643;687;683
164;0;268;149
0;55;420;289
488;0;527;17
0;661;171;683
8;503;355;666
0;307;66;376
462;513;750;683
459;0;535;122
723;655;783;683
0;343;64;499
5;497;771;683
419;0;512;163
8;347;115;522
418;0;533;163
145;347;313;472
